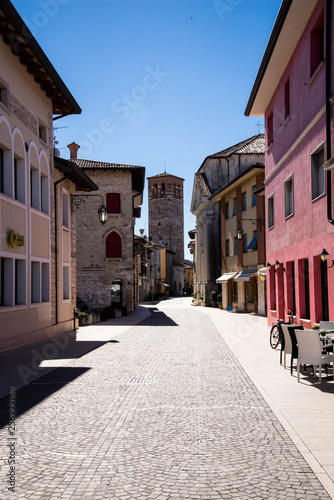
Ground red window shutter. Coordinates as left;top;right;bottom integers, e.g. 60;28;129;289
107;193;120;213
106;232;121;258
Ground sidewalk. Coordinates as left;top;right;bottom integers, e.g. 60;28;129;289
199;304;334;499
0;305;151;401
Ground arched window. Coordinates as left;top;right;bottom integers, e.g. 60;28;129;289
106;231;122;258
153;184;158;196
161;183;165;195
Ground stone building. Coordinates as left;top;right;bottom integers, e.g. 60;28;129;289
0;0;96;351
147;172;185;294
69;143;145;314
190;134;265;308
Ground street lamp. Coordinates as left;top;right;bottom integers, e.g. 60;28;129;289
72;194;108;225
319;248;334;268
98;204;108;224
266;260;285;273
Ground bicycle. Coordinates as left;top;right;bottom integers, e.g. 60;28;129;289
270;311;294;349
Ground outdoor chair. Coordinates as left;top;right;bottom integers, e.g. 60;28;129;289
295;329;333;383
281;324;291;369
319;321;334;331
286;325;304;375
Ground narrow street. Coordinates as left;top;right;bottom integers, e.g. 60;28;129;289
0;297;331;499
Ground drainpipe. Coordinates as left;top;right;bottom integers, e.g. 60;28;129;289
54;175;70;324
326;0;334;224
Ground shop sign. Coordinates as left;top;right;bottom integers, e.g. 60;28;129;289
9;230;24;248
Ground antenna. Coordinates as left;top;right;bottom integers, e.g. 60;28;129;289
255;121;262;134
164;161;166;173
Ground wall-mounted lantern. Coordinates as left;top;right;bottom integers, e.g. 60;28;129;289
319;248;334;268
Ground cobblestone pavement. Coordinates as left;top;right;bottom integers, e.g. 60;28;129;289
0;299;331;499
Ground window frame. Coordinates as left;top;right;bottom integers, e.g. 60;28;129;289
284;174;294;219
311;143;325;201
268;194;274;229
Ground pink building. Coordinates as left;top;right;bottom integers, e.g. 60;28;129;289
245;0;334;327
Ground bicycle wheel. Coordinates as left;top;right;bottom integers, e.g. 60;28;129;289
270;325;281;349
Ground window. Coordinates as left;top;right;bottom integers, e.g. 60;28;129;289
310;10;324;77
62;191;69;227
232;197;237;216
30;166;39;209
284;78;290;120
284;175;294;218
0;148;3;194
234;237;238;256
107;193;121;213
311;145;325;200
268;195;274;229
269;271;276;311
153;184;158;196
303;259;310;319
161;183;165;195
243;233;248;253
252;185;256;206
14;157;25;203
63;266;70;300
31;261;41;303
267;111;273;145
226;239;230;257
242;192;246;211
38;121;47;143
0;80;8;108
248;231;257;251
1;148;12;197
106;231;122;258
15;259;26;305
42;263;49;302
225;201;229;220
1;258;14;306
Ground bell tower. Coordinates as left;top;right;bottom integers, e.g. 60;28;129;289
148;173;184;264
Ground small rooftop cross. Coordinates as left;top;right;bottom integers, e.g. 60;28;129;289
255;121;262;134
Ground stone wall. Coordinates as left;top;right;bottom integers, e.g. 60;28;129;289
75;169;135;313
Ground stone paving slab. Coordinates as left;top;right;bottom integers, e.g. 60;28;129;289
0;299;332;499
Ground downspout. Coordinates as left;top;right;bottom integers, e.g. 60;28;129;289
326;0;334;224
54;175;70;324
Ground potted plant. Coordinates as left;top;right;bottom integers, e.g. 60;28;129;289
217;294;223;309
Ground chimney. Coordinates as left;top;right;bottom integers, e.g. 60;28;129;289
67;141;80;159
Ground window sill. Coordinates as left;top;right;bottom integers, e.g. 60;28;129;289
312;191;326;203
107;212;122;216
267;141;274;153
0;304;28;311
308;60;325;86
283;115;290;126
284;212;294;220
299;318;311;323
105;257;122;261
268;224;275;231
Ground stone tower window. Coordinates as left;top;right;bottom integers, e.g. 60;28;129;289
153;184;158;196
106;231;122;258
161;183;165;195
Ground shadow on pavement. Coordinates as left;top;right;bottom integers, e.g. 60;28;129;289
0;367;90;429
138;308;178;326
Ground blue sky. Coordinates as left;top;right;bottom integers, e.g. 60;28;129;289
12;0;281;259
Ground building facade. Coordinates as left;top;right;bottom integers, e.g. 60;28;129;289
245;0;334;326
69;144;145;314
0;1;94;351
190;135;265;308
211;162;266;315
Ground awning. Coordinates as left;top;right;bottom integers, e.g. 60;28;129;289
216;272;237;283
234;270;257;282
157;282;170;287
257;267;267;281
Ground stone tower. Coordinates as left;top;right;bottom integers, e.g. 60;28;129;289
148;173;184;264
